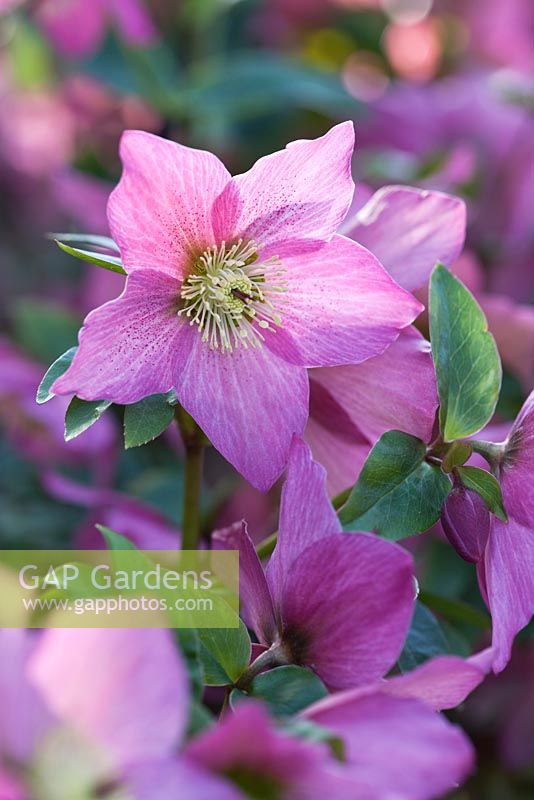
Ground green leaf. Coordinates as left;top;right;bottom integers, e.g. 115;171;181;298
54;239;126;275
12;299;80;364
441;441;473;473
398;602;451;673
197;621;251;686
429;263;502;441
36;347;77;404
175;628;204;701
64;397;112;441
123;394;175;449
456;465;508;522
339;430;451;539
97;525;137;550
232;665;328;717
49;233;119;252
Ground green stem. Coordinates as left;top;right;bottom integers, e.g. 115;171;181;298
235;643;289;691
176;407;205;549
470;440;506;470
255;486;352;560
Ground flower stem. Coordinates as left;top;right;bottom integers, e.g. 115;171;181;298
235;643;289;691
176;407;205;549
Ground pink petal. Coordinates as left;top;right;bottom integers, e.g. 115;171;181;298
310;326;438;445
125;759;242;800
215;122;355;248
176;335;309;491
500;389;534;526
109;0;157;46
273;235;422;368
279;533;415;690
186;701;327;783
304;414;371;496
483;516;534;672
482;295;534;392
108;131;232;278
381;652;492;710
0;630;54;764
0;770;27;800
51;269;192;404
266;437;340;602
346;186;466;291
28;629;188;767
36;0;106;57
307;691;474;800
212;521;278;643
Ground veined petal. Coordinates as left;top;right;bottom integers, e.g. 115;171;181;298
51;269;191;404
310;327;438;445
215;122;355;249
29;629;188;767
108;131;232;278
306;692;474;800
279;534;415;690
272;235;422;368
212;521;278;643
501;389;534;526
346;186;466;291
484;516;534;672
175;337;309;491
266;437;341;603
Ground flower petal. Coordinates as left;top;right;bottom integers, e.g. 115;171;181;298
307;691;474;800
215;122;355;248
176;337;309;491
185;701;327;784
0;630;54;764
484;516;534;672
125;759;242;800
280;533;415;690
28;629;188;767
310;326;438;445
212;521;278;643
266;437;341;602
36;0;105;57
381;652;492;710
108;131;232;277
51;269;191;404
501;389;534;526
272;235;422;368
304;414;371;496
345;186;466;291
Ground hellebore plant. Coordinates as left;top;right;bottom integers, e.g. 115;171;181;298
0;628;485;800
50;123;421;498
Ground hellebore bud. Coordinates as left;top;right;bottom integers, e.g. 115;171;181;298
441;484;490;563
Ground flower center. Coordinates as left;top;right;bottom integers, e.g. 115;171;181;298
179;239;286;353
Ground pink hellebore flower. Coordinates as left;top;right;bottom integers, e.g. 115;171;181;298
214;437;416;690
305;184;466;494
35;0;156;58
476;391;534;672
52;124;421;490
42;471;180;549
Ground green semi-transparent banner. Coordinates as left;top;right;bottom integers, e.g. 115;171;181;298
0;550;239;628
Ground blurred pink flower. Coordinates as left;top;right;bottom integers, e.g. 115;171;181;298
0;338;116;477
35;0;157;58
214;437;416;690
52;124;421;490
